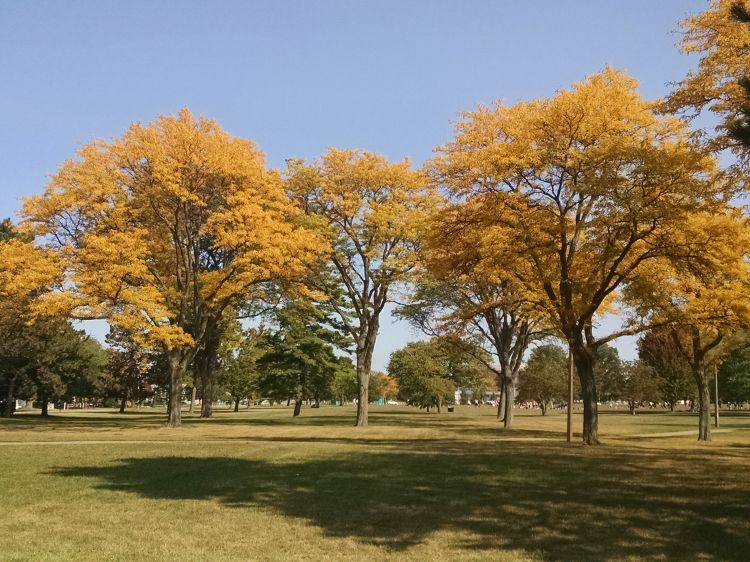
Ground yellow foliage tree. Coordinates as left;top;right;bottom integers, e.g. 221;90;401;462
624;211;750;440
668;0;750;163
286;149;436;426
0;232;63;415
21;109;324;427
430;68;732;444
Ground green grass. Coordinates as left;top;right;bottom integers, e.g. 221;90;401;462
1;405;749;561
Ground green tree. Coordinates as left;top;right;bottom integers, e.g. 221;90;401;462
619;361;662;415
388;339;493;413
100;326;153;413
718;344;750;405
220;328;267;412
517;344;570;415
639;328;695;411
257;300;351;416
9;317;106;416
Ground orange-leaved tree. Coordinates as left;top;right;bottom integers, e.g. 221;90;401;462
286;149;437;426
430;68;730;444
623;211;750;440
22;109;325;427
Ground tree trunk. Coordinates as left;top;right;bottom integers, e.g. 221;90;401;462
355;334;376;427
119;393;127;414
540;401;547;416
188;386;196;413
167;353;188;428
696;370;711;441
572;345;599;445
293;398;302;417
497;382;505;420
3;374;16;417
200;374;213;418
629;400;636;415
234;398;240;412
502;376;514;428
196;318;221;419
41;395;49;417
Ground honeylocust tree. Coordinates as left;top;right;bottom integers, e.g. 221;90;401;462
625;212;750;439
398;274;545;427
286;149;435;426
431;68;729;444
668;0;750;164
22;109;323;427
0;225;62;416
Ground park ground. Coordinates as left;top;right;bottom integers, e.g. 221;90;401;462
1;405;749;561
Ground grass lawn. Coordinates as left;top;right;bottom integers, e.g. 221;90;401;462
1;405;749;561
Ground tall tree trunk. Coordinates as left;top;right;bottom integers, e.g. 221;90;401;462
3;374;16;417
234;397;240;412
196;317;221;419
540;401;547;416
167;353;188;428
293;398;302;417
497;381;505;420
695;368;711;441
40;395;49;417
188;386;196;413
503;376;514;428
355;332;376;427
572;344;599;445
119;392;127;414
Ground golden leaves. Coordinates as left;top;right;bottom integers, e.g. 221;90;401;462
21;108;325;350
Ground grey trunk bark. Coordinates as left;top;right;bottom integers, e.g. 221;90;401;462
503;376;514;428
167;355;186;428
572;345;599;445
355;338;375;427
696;371;711;441
188;386;196;413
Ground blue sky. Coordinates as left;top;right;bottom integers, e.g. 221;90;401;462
1;0;708;369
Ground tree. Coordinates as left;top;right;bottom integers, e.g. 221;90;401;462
718;343;750;405
619;361;661;415
286;149;436;426
639;328;695;411
219;328;266;412
517;344;570;415
595;345;624;403
626;211;750;439
368;371;399;402
667;0;750;163
330;362;358;404
430;68;729;444
0;224;63;416
22;109;323;427
398;272;546;428
6;317;106;416
257;300;350;416
100;326;153;413
388;339;493;413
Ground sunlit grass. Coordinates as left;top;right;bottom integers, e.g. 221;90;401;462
1;405;749;561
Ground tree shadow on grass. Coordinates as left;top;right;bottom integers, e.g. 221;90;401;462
51;442;750;560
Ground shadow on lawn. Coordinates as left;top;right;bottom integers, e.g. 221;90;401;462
51;443;750;560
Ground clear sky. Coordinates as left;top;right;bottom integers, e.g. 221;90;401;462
1;0;708;369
